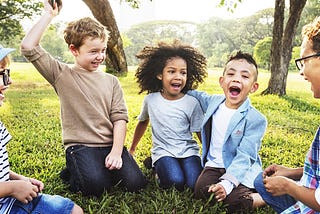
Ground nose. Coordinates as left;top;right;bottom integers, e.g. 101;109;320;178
299;70;304;76
231;75;241;82
96;52;105;60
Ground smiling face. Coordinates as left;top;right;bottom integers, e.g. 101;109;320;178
299;38;320;98
157;57;187;100
220;59;259;109
70;37;107;72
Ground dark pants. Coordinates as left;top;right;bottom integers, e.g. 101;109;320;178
194;167;254;213
65;145;147;197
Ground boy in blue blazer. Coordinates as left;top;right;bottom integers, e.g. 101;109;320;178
189;51;267;213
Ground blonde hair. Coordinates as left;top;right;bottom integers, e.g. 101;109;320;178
63;17;109;49
302;17;320;52
0;55;10;68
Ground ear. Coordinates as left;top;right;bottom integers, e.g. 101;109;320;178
156;74;162;80
69;44;78;56
218;76;224;88
250;82;259;93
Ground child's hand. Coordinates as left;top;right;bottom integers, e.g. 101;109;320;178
208;184;227;202
10;180;40;204
105;153;123;170
28;177;44;192
263;175;293;196
128;147;135;156
44;0;61;16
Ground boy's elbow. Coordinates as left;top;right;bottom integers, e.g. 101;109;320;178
20;42;31;50
20;39;36;50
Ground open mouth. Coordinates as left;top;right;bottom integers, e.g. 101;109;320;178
171;83;182;89
229;86;241;96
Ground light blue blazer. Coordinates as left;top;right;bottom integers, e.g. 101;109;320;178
188;90;267;188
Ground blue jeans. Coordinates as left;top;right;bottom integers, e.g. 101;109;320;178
254;172;296;213
10;194;74;214
154;155;202;191
65;145;147;197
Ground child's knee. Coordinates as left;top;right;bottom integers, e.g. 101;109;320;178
253;172;264;190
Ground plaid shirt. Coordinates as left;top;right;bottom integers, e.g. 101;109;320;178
282;127;320;214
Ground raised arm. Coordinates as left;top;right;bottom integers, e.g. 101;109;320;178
21;0;61;50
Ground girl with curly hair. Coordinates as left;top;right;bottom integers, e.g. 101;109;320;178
129;40;207;191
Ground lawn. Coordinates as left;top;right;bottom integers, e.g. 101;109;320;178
1;62;319;213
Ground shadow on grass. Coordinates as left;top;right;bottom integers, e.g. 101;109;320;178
283;95;320;114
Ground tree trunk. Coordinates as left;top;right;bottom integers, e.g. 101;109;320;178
82;0;128;74
262;0;307;96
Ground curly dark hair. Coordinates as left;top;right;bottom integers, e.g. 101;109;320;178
135;40;207;94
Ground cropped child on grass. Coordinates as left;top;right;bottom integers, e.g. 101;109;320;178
254;16;320;214
188;51;267;213
20;0;146;197
129;40;207;191
0;45;83;214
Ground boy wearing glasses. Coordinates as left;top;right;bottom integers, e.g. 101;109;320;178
254;16;320;213
0;45;83;214
20;0;146;197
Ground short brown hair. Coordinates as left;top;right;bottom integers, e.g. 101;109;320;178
302;16;320;52
64;17;109;49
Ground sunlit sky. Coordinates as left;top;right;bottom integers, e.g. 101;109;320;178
55;0;275;30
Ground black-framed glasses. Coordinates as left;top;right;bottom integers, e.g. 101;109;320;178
295;52;320;70
0;69;10;86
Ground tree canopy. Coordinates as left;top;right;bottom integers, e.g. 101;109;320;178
0;0;42;42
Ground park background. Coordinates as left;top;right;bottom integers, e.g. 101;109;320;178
1;0;320;213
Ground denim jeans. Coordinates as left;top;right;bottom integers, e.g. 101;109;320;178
65;145;147;197
254;172;296;213
154;155;202;191
10;194;74;214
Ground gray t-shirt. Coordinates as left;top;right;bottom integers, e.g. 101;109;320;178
138;92;203;165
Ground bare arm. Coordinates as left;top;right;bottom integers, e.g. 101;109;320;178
21;0;60;50
0;171;41;204
105;119;127;170
264;175;320;211
129;119;149;155
263;164;303;180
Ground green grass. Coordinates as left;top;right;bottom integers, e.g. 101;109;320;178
2;62;320;213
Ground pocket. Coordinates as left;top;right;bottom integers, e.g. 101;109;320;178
66;145;87;155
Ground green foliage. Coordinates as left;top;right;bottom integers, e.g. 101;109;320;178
123;20;198;66
253;37;272;69
0;0;42;43
41;24;72;63
2;63;320;213
197;8;274;68
289;46;301;72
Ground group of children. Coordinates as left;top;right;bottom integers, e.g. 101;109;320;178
1;0;320;213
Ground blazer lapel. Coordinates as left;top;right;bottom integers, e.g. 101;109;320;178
224;98;250;141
